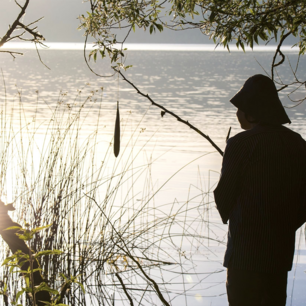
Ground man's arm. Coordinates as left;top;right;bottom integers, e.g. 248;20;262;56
296;186;306;230
295;141;306;230
213;137;247;224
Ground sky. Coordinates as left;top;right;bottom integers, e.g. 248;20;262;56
0;0;211;44
0;0;298;46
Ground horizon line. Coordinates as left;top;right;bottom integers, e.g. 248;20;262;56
2;42;299;52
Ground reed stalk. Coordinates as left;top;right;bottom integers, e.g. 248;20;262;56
0;89;225;305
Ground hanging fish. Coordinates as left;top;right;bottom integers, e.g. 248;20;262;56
114;101;120;157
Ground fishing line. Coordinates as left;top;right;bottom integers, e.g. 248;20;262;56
117;67;119;102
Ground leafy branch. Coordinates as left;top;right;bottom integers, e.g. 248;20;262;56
1;222;84;306
80;0;306;106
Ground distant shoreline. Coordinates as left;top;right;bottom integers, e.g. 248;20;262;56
2;42;299;52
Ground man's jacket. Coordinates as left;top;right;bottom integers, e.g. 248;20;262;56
214;123;306;273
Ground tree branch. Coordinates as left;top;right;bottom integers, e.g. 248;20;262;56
0;0;45;64
115;69;224;156
271;31;291;81
0;0;30;48
17;21;44;41
0;204;51;305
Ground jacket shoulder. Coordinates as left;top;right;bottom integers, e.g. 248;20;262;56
226;129;254;147
227;125;306;146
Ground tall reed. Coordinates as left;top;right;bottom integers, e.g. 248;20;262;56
0;88;225;305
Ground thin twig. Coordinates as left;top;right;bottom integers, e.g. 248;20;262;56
17;21;44;40
83;34;115;78
271;31;291;81
35;43;50;70
277;85;288;92
0;51;23;58
85;194;171;306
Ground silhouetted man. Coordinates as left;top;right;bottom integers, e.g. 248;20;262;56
214;74;306;306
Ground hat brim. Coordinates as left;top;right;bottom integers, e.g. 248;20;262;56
230;75;291;125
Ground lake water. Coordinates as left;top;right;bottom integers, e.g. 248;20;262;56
0;45;306;305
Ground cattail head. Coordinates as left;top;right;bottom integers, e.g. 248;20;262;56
114;101;121;158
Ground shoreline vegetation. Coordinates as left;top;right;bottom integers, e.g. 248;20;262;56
0;88;224;305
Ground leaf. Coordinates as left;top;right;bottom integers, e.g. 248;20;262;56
31;224;52;234
100;50;105;59
156;24;163;32
4;226;22;231
25;276;30;287
254;34;259;44
2;257;14;265
12;270;30;274
124;65;133;71
209;11;216;22
149;24;154;34
77;282;86;294
31;268;43;273
258;30;267;41
35;282;59;295
16;233;33;241
240;41;245;52
114;101;120;158
274;29;278;42
60;273;68;280
15;289;25;301
34;250;62;258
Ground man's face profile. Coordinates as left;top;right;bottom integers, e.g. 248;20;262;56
236;109;252;130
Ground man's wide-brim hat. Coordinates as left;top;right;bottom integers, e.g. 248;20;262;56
230;74;291;125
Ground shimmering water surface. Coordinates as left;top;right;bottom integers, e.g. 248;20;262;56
0;47;306;305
